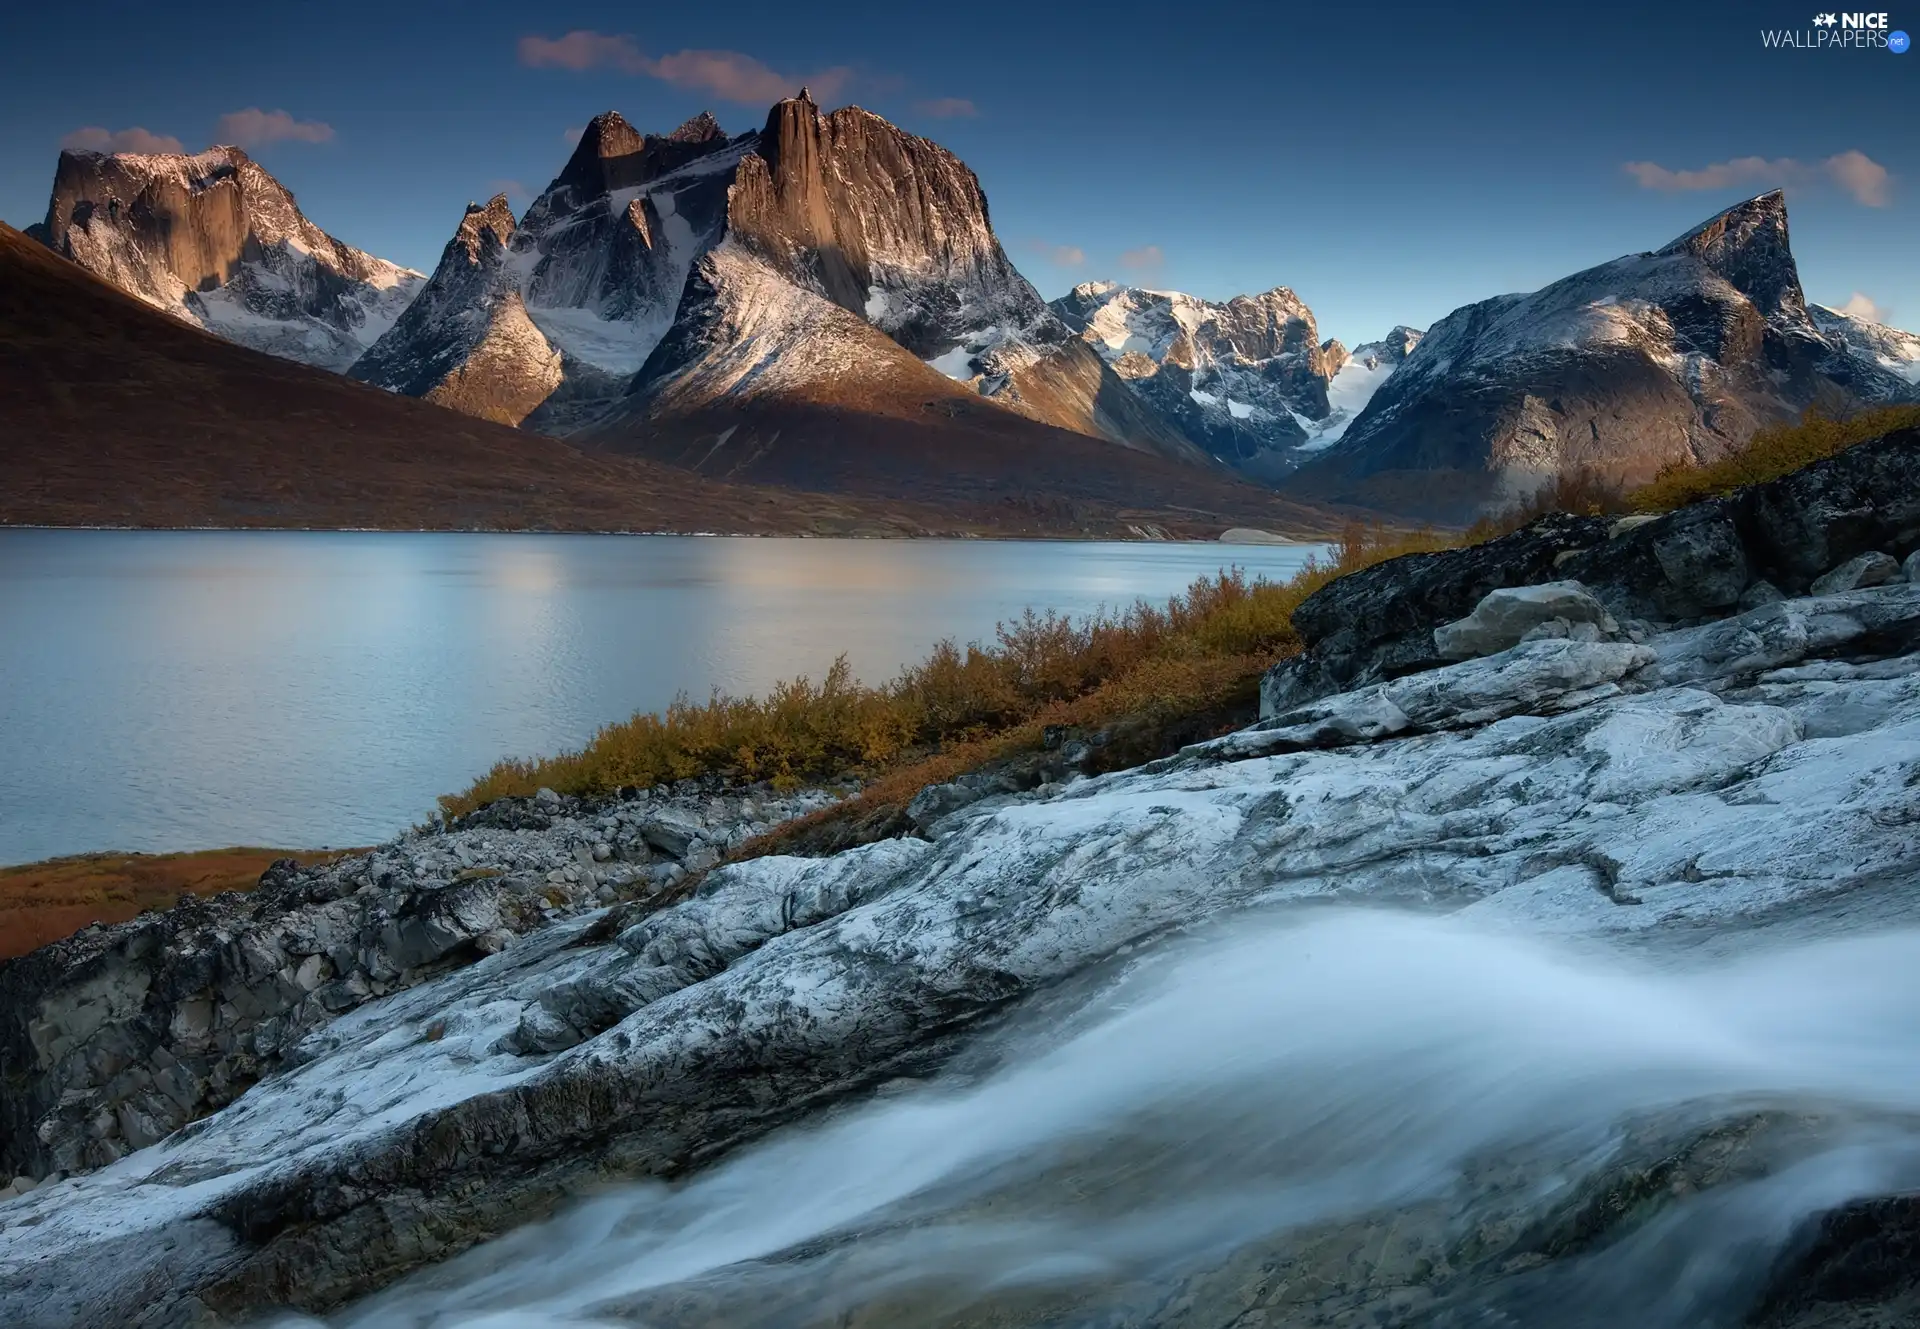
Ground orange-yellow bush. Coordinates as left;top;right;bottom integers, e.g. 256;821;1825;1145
441;403;1920;824
437;524;1447;820
1631;404;1920;513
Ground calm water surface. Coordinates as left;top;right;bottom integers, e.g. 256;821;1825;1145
0;531;1325;864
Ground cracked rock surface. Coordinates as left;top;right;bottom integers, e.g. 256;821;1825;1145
2;576;1918;1326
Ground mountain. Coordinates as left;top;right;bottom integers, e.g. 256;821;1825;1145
345;195;563;426
1049;281;1423;480
0;222;1325;539
356;96;1204;467
353;110;750;430
38;145;422;371
1287;192;1920;521
1812;302;1920;384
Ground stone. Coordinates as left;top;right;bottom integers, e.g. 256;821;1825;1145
1908;550;1920;584
1740;579;1785;610
1260;512;1613;716
638;808;703;858
1809;551;1901;596
1609;514;1659;538
533;787;561;807
1433;581;1618;660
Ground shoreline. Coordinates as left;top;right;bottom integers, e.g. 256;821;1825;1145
0;523;1337;545
0;847;358;961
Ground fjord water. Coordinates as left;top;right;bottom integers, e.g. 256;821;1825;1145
0;530;1325;865
298;910;1920;1328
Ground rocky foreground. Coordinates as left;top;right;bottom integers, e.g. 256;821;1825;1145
3;432;1920;1327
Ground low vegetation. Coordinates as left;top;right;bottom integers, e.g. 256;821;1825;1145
443;402;1917;857
1629;403;1920;513
0;848;349;960
438;524;1453;823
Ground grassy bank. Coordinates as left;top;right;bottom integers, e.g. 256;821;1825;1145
0;848;352;960
439;524;1453;822
441;406;1913;845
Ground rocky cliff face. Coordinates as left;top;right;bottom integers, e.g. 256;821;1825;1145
1051;281;1422;479
1288;192;1920;521
349;111;747;429
714;96;1199;460
348;196;561;425
357;94;1204;465
1812;302;1920;385
42;146;422;371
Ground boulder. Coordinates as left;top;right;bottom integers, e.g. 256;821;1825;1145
1809;551;1901;596
1261;512;1611;716
1432;581;1618;660
1263;426;1920;716
1907;550;1920;584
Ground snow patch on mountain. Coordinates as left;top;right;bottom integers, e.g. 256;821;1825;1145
1052;282;1423;478
1813;303;1920;384
42;146;422;372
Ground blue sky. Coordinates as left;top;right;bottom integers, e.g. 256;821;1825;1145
3;0;1913;346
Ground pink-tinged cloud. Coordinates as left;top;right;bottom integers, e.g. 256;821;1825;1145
1824;150;1892;207
517;30;851;103
215;108;335;148
1622;150;1891;206
60;126;185;155
652;49;850;103
1023;240;1086;267
915;97;979;118
563;125;586;145
1835;291;1886;322
487;179;533;203
1118;244;1165;272
518;30;651;74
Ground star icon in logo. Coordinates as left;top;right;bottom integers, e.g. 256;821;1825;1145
1813;12;1838;24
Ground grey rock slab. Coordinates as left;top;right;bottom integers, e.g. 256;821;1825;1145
1433;580;1619;660
1810;550;1902;596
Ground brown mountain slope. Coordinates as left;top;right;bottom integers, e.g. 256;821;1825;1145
0;225;1332;537
589;246;1340;530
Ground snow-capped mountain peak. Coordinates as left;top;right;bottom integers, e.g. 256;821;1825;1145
1049;280;1421;479
1811;303;1920;384
41;144;422;371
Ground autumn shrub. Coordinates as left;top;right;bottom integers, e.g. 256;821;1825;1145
1630;404;1920;513
436;525;1444;821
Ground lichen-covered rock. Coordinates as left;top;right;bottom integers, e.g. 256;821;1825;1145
1261;512;1610;716
0;782;837;1182
1264;426;1920;716
1432;580;1619;659
1810;550;1902;596
5;579;1920;1325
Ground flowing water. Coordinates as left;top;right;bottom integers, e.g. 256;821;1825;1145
0;531;1324;863
280;909;1920;1328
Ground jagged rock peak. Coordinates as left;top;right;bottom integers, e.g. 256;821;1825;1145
1656;189;1802;318
669;110;725;143
39;141;422;371
550;108;737;202
455;195;516;260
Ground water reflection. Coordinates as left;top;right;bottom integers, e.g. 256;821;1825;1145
0;532;1326;864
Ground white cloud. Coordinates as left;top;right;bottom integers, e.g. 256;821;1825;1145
214;108;334;148
60;126;185;155
1622;150;1891;207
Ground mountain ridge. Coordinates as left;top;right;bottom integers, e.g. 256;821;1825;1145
1285;191;1920;521
41;145;422;371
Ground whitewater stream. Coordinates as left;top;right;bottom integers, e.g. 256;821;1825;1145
275;908;1920;1329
